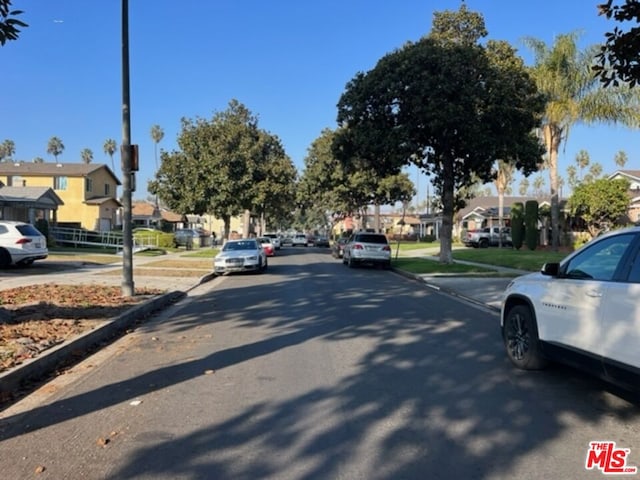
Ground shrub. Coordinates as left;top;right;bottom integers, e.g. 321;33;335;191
511;202;524;250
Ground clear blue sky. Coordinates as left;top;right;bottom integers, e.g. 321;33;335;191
2;0;638;202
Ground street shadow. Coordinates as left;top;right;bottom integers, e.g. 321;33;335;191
1;254;638;478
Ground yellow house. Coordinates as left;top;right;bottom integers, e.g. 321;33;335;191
0;162;121;231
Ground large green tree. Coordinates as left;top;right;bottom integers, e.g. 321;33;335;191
299;128;415;233
0;0;27;46
595;0;640;87
334;6;544;263
523;32;640;250
568;177;630;237
249;130;297;232
149;100;280;240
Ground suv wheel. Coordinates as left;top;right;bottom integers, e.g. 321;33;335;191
347;255;356;268
0;249;11;268
479;238;489;248
502;305;548;370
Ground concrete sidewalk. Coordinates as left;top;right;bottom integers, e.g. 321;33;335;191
395;248;530;311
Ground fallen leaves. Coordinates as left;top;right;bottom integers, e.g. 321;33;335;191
0;284;163;373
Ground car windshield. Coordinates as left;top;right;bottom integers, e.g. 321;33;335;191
257;238;271;244
223;240;257;251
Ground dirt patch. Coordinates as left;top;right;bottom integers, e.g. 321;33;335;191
0;284;162;374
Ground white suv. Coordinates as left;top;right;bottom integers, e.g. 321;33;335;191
0;220;49;267
342;232;391;269
292;233;308;247
501;226;640;390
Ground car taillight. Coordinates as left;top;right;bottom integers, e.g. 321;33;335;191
382;245;391;251
16;238;32;245
353;244;364;250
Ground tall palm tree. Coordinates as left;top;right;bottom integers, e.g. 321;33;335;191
81;148;93;164
575;149;590;181
614;150;628;169
519;178;530;196
0;139;15;162
47;136;64;162
494;160;515;247
103;138;117;171
150;124;164;171
524;32;640;250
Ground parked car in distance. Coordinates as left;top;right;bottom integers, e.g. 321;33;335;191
213;238;267;275
0;220;48;267
501;226;640;391
343;232;392;269
292;233;308;247
331;237;348;258
463;226;512;248
257;236;275;257
314;236;330;248
173;228;202;248
263;233;281;250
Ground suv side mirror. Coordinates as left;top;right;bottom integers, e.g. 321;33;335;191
541;262;560;276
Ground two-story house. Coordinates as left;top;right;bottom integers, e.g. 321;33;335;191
0;162;121;231
608;169;640;223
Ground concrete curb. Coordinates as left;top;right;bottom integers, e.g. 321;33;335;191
392;267;501;313
0;273;217;400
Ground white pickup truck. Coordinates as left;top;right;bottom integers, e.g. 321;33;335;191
463;227;512;248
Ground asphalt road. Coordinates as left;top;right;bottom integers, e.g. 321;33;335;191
0;247;639;479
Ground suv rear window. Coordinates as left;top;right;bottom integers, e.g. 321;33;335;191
354;234;388;244
16;224;44;236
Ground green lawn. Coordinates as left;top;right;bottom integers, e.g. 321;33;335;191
452;248;569;271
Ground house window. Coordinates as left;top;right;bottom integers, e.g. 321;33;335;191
85;178;93;192
53;176;68;190
104;183;111;196
8;175;24;186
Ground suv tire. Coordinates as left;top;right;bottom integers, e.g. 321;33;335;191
502;305;548;370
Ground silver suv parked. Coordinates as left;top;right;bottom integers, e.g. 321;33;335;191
342;232;391;269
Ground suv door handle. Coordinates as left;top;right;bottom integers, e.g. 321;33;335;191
586;290;603;298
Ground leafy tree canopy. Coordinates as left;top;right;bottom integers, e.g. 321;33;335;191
0;0;27;46
334;5;545;262
568;177;631;237
149;99;295;238
595;0;640;87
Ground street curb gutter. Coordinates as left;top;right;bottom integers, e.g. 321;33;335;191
392;268;501;313
0;272;218;400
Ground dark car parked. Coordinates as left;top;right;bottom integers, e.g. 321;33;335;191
314;236;330;248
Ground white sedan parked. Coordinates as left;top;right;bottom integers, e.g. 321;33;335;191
213;238;267;275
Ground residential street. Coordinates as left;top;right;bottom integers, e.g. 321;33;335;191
0;248;639;479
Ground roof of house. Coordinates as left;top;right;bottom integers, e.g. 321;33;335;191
609;170;640;181
457;195;562;220
0;186;64;207
0;162;121;185
85;196;122;207
132;201;183;222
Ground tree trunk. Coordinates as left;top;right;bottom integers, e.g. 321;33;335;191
438;158;454;264
243;209;251;237
223;215;231;241
543;125;562;251
374;204;381;232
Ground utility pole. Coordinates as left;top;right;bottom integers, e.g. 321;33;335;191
121;0;134;296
